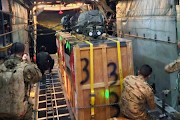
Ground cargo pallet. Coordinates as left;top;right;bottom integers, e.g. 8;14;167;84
56;32;134;120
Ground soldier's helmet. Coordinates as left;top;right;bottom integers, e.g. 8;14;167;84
39;46;46;52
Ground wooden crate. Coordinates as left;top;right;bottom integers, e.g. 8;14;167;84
56;33;77;115
57;32;134;120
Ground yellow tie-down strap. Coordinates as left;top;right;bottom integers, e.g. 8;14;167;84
85;41;95;120
107;38;123;93
0;43;12;51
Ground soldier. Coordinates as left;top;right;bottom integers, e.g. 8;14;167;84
164;42;180;119
0;42;42;120
164;42;180;73
119;64;156;120
36;46;54;75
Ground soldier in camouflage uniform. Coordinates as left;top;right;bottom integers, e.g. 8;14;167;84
164;42;180;119
0;42;42;120
119;64;156;120
164;59;180;73
164;41;180;72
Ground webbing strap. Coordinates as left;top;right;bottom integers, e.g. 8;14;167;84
107;38;123;93
0;43;12;51
85;41;95;120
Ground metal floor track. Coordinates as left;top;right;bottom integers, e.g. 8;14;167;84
35;54;73;120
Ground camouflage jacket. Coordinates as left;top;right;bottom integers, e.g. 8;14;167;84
164;57;180;73
119;75;156;120
3;54;42;96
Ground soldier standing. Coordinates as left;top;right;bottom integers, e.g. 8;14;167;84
164;42;180;119
0;42;42;120
119;64;156;120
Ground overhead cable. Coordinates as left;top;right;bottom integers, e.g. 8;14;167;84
0;24;34;37
0;28;26;37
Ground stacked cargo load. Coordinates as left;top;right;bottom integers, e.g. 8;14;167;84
56;32;134;120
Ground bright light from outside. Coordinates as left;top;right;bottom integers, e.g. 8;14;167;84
37;5;44;8
77;2;83;6
56;1;61;3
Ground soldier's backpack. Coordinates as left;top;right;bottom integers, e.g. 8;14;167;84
0;62;29;119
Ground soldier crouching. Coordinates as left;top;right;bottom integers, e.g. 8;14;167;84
119;64;156;120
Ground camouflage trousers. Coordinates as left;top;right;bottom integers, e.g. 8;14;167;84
122;112;156;120
0;105;33;120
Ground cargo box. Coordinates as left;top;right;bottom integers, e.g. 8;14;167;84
56;32;134;120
